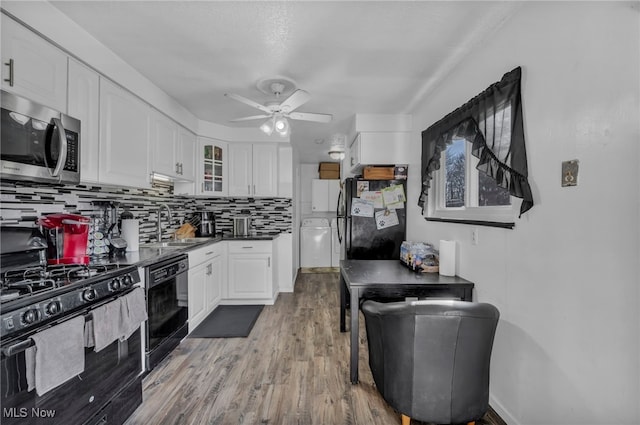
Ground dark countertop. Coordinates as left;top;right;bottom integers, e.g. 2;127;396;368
221;233;281;241
100;233;282;267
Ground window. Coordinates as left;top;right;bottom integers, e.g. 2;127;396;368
419;67;533;226
430;133;516;224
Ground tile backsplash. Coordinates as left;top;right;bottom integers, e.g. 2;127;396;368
0;181;292;244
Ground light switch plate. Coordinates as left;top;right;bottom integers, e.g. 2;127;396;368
562;160;579;187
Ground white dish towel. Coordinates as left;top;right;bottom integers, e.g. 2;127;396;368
86;297;123;352
120;287;148;340
25;315;85;396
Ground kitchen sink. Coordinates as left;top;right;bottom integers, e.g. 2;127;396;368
140;237;213;249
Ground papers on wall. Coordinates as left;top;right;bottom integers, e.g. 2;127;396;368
351;198;374;217
375;209;400;230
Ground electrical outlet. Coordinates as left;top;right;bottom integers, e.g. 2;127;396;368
472;228;479;246
562;160;579;187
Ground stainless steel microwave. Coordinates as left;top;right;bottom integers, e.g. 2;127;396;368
1;90;80;184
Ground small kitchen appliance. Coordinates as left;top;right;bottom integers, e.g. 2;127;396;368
37;213;91;265
196;210;216;237
232;213;252;237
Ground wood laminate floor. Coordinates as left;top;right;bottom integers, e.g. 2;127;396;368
125;272;503;425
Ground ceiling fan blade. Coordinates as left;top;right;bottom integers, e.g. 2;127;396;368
225;93;272;114
229;114;272;122
279;89;311;113
288;111;333;123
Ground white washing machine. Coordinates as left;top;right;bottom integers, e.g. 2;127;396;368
330;218;340;267
300;218;332;267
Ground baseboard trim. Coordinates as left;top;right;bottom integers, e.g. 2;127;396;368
489;395;519;425
487;405;508;425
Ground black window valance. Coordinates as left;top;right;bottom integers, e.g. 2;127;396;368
418;66;534;217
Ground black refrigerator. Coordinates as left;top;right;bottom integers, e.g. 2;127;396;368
338;177;407;260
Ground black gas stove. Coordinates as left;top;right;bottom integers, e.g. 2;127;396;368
0;262;140;341
0;226;144;425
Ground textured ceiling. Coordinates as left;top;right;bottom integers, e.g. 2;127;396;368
48;1;518;162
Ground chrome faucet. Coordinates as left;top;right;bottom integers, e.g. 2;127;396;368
157;203;172;242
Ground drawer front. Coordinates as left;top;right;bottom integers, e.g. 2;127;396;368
188;242;224;266
227;240;272;254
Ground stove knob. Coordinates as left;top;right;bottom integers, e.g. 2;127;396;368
108;278;121;291
45;301;61;316
83;289;97;301
22;309;40;325
122;274;133;287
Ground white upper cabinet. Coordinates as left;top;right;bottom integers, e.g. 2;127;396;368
228;143;278;197
278;145;293;198
253;144;278;197
194;137;227;196
1;14;67;112
67;59;100;183
349;132;411;172
311;179;340;212
150;111;195;181
228;143;253;196
98;79;151;188
150;110;178;177
177;127;195;181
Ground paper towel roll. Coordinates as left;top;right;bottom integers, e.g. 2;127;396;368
439;240;456;276
121;219;139;252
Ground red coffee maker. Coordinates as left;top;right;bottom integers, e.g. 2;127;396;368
37;213;91;265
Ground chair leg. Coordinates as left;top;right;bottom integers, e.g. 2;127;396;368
467;422;476;425
401;414;411;425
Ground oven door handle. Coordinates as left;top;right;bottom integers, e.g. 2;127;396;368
50;117;68;178
1;338;35;357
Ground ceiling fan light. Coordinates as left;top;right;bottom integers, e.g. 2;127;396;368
274;116;288;131
260;118;274;135
274;116;290;136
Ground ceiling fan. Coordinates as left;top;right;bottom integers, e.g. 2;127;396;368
225;79;332;136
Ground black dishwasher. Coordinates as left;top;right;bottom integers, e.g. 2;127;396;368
145;254;189;371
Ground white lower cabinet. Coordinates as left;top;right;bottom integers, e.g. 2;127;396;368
187;242;225;332
226;240;275;304
188;262;208;332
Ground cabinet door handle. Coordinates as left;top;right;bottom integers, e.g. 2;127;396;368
247;184;250;195
253;184;256;195
205;251;213;255
4;59;14;86
179;163;183;175
201;182;204;192
206;264;212;275
268;257;270;267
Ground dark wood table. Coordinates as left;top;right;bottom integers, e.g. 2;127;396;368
340;259;474;384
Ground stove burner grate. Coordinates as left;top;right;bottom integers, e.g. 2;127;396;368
0;263;124;303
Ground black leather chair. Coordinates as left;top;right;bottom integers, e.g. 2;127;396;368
361;299;500;425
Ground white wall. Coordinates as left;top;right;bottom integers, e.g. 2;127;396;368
406;3;639;424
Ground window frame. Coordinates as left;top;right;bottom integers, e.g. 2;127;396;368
425;138;517;227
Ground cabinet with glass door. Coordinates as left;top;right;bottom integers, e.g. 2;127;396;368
198;137;227;196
